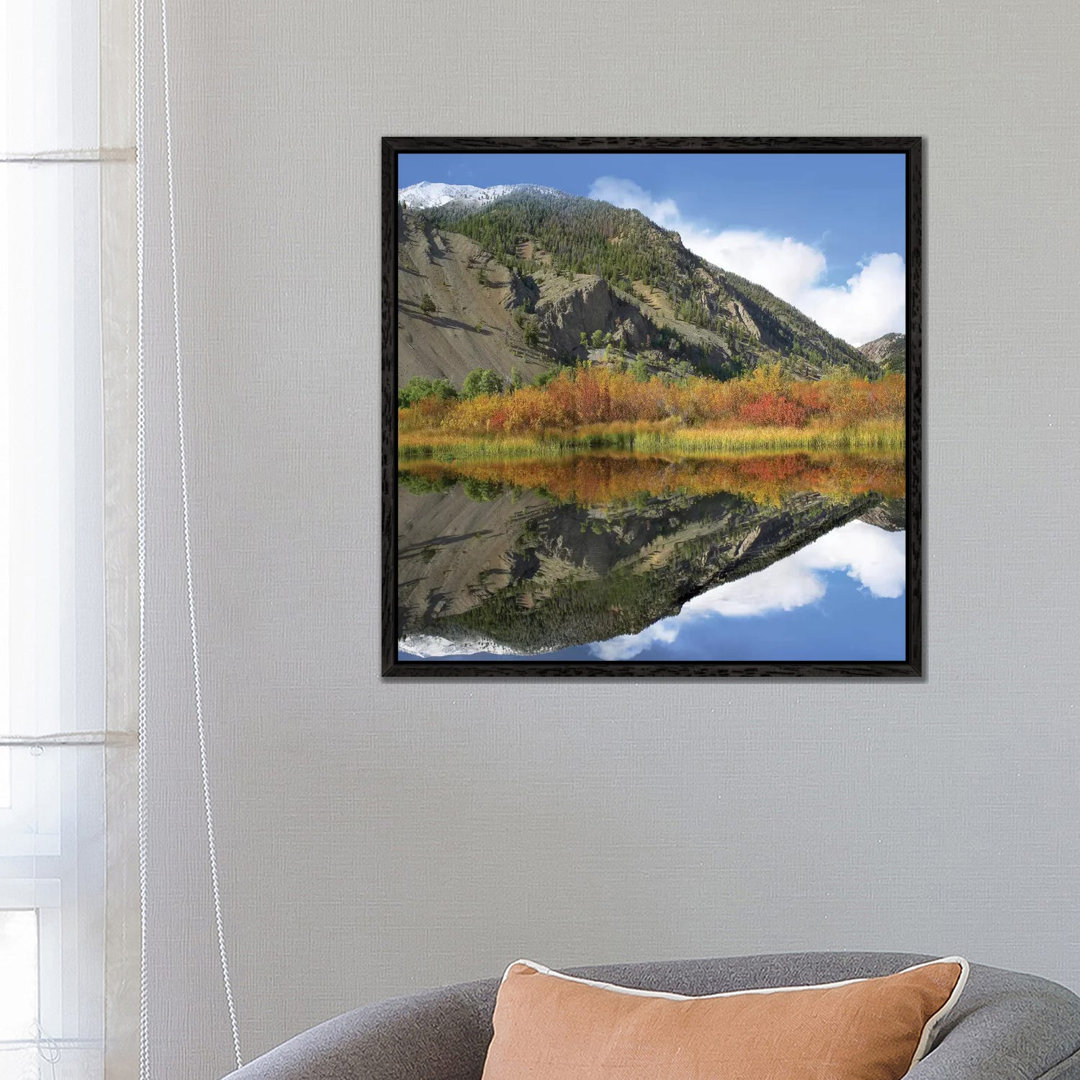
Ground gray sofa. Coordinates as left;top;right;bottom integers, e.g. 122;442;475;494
223;952;1080;1079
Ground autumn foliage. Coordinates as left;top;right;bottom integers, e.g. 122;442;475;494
398;364;905;454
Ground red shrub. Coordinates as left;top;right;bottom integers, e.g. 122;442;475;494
736;393;809;427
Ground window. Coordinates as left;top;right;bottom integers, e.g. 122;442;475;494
2;2;112;1077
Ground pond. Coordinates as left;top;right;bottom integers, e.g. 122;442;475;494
395;451;906;664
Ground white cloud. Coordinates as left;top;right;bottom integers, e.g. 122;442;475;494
687;229;827;306
588;176;681;229
797;253;906;350
685;520;906;619
586;177;904;346
588;520;904;659
590;618;679;661
808;519;907;597
681;556;827;618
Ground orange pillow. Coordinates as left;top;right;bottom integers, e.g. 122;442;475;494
481;957;968;1080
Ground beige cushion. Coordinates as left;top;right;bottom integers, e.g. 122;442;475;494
481;956;968;1080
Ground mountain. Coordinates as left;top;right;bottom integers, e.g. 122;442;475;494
859;332;905;372
397;184;880;389
398;181;561;211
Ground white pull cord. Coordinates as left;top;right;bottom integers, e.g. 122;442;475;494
135;0;244;1070
159;0;244;1064
134;0;151;1074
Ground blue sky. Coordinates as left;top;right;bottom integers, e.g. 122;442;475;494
399;152;907;345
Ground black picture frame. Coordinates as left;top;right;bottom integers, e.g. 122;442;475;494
382;136;922;677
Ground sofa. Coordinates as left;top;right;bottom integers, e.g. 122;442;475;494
223;951;1080;1079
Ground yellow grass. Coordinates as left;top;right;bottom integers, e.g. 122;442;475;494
398;419;905;460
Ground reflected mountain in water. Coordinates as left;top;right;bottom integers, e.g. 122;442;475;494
397;452;905;657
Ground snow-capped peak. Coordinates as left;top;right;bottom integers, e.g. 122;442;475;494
398;181;560;210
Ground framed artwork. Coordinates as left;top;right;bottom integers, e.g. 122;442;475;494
382;137;921;676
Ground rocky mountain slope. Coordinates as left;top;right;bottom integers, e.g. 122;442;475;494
397;186;881;388
859;332;906;371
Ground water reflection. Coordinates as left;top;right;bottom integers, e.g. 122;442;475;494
400;450;905;507
396;450;905;662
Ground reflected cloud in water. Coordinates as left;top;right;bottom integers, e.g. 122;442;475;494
591;520;904;661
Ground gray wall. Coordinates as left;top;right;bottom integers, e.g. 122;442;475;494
137;1;1080;1076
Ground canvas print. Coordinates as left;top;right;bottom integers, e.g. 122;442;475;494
384;138;919;675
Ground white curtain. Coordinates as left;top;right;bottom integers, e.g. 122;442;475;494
1;2;137;1077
